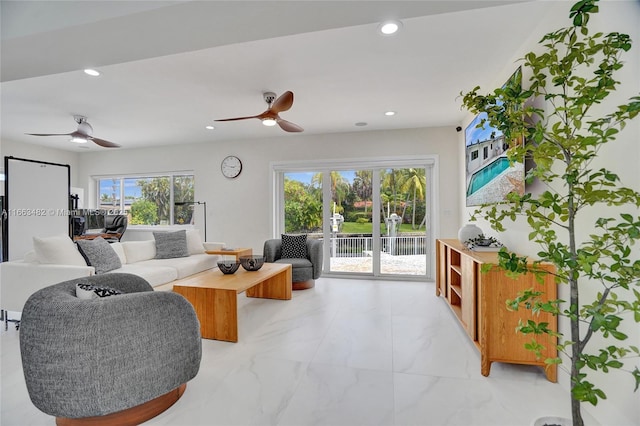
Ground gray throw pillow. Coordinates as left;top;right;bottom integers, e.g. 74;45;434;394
76;237;122;274
281;234;308;259
154;230;189;259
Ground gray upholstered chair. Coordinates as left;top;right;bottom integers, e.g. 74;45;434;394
19;273;201;426
264;237;323;290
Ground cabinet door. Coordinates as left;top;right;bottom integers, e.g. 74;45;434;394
460;255;477;340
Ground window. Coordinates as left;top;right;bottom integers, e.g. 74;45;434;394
97;173;194;226
483;146;489;159
471;150;479;160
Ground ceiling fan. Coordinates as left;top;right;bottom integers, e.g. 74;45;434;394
215;91;303;132
26;115;120;148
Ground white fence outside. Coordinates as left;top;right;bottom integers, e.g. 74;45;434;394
320;235;427;258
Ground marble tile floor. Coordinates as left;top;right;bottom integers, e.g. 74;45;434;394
1;277;594;426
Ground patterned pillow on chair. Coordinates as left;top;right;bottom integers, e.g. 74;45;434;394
280;234;308;259
75;282;122;299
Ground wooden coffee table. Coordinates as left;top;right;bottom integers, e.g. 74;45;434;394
173;263;292;342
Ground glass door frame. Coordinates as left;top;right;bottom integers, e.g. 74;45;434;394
271;155;439;281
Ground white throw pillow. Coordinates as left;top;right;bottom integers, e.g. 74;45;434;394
122;240;156;264
32;234;86;266
186;230;205;255
109;242;127;264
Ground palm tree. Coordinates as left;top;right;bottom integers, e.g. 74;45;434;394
311;171;350;210
381;169;404;214
399;168;426;229
352;170;373;213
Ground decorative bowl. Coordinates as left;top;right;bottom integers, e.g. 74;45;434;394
217;260;240;274
239;255;265;271
476;238;494;247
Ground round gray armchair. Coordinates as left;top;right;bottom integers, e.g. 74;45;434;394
19;273;201;426
264;237;323;290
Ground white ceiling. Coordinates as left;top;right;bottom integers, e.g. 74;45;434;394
1;0;557;152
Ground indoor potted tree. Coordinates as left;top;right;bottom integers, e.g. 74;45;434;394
460;1;639;425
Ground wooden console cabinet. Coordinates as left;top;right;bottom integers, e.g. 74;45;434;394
436;239;557;382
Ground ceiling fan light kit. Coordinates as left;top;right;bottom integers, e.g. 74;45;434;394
214;90;303;133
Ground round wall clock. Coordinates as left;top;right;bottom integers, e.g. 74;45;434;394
221;155;242;178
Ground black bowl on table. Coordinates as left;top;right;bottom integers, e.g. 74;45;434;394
217;260;240;274
239;255;265;271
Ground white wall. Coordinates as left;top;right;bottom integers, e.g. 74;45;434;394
459;2;640;424
75;126;460;255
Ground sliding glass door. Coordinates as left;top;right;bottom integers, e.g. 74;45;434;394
275;157;435;281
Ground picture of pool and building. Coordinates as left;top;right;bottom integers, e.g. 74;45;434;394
464;111;525;207
464;67;525;207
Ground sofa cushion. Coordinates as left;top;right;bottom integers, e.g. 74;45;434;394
111;264;178;287
33;234;86;266
76;237;122;274
281;234;308;259
154;230;189;259
186;230;205;255
143;253;218;279
275;258;313;282
109;242;127;264
24;250;38;263
122;240;156;264
75;282;122;299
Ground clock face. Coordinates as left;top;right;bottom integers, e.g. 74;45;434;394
221;155;242;178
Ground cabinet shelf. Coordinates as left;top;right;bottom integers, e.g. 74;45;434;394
435;239;558;382
449;303;462;321
450;283;462;298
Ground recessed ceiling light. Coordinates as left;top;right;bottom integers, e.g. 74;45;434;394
83;69;100;77
385;111;396;116
205;125;215;130
378;20;402;35
355;122;368;127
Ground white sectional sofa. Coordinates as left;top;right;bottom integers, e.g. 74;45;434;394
0;230;223;316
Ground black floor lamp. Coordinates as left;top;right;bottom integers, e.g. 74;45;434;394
175;201;207;241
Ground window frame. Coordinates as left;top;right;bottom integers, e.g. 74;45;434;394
93;171;195;227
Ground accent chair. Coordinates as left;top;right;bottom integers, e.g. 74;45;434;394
19;273;201;426
263;236;322;290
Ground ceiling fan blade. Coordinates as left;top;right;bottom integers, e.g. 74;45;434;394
214;114;261;122
270;91;294;113
26;132;73;136
90;137;120;148
277;119;304;133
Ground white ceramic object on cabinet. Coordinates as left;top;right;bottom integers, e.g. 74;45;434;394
458;223;483;243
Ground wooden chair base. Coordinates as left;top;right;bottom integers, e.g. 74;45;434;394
56;383;186;426
293;280;314;290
